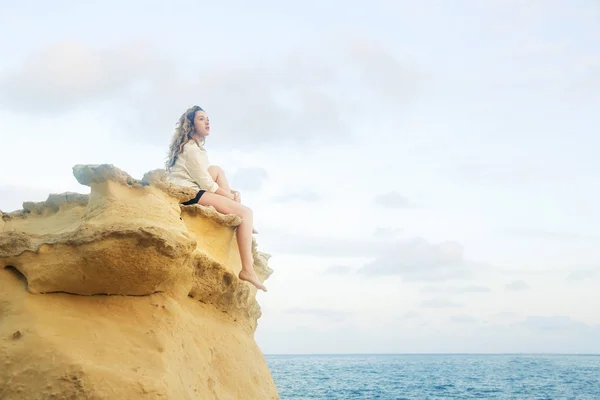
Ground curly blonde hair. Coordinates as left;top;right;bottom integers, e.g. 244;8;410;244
165;105;205;170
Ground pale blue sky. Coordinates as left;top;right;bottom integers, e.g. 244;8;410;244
1;0;599;353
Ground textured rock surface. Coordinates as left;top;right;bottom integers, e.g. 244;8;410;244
0;164;277;399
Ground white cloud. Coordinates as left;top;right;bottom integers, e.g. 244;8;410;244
403;311;419;319
372;227;404;239
421;299;463;309
520;316;591;332
323;265;353;275
231;167;269;192
285;307;350;321
0;36;421;150
566;268;600;282
272;191;322;203
0;40;168;114
373;191;411;208
264;232;390;258
449;315;478;324
505;280;531;292
498;228;590;241
358;237;470;281
420;285;491;294
266;232;485;283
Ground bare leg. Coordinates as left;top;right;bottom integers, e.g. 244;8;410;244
208;165;258;234
208;165;232;193
196;192;267;292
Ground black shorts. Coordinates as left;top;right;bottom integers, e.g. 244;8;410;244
181;190;206;205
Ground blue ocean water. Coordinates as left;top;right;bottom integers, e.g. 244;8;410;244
266;354;600;400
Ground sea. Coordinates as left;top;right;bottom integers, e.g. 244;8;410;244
265;354;600;400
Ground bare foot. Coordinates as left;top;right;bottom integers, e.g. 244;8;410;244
239;269;267;292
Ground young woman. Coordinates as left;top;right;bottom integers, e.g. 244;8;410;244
166;105;267;292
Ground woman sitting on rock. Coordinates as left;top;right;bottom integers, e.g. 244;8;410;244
166;105;267;292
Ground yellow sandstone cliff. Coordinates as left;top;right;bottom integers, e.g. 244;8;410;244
0;164;278;399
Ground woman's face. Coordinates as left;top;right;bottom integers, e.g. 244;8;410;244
193;110;210;137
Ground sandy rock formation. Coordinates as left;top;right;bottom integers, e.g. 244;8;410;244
0;164;277;399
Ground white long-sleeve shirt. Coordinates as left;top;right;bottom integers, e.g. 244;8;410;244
167;141;219;193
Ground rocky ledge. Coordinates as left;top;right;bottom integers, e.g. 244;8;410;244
0;164;277;400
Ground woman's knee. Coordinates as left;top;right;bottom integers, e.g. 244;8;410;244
236;204;253;219
208;165;222;176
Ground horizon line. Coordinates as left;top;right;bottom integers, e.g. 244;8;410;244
264;352;600;356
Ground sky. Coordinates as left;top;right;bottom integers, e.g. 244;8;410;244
1;0;599;354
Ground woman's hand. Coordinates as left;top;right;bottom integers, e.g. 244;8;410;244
231;190;241;203
216;187;236;200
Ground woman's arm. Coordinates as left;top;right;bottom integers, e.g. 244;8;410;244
185;145;220;193
185;145;235;200
215;186;235;200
